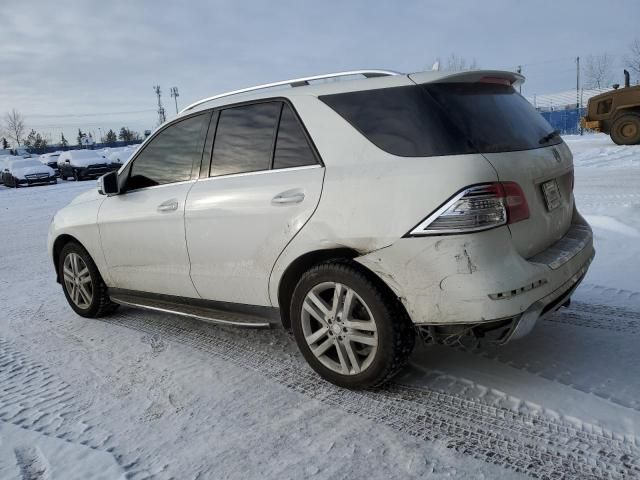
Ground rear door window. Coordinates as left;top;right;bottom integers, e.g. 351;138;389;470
127;112;211;190
210;102;281;176
273;104;317;169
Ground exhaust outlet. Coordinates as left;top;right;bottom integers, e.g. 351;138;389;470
624;69;630;88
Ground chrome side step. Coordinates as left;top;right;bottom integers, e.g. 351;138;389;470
110;293;272;329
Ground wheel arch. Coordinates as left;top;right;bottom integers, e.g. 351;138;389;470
52;234;82;283
277;247;410;330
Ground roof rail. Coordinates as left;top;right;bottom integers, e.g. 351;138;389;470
180;69;402;113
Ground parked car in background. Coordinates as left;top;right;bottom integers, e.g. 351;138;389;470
106;147;136;171
40;152;62;176
58;150;110;181
48;69;594;389
2;158;56;187
0;155;14;184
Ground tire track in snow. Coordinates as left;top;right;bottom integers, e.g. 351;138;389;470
544;302;640;334
100;309;640;480
0;338;144;478
14;446;50;480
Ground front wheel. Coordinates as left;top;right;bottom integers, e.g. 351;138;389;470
290;261;415;389
59;242;118;317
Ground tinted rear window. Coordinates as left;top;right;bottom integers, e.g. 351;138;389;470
320;83;559;157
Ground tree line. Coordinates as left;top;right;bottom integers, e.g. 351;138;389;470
1;109;142;152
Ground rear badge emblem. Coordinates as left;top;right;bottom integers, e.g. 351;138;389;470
552;148;562;163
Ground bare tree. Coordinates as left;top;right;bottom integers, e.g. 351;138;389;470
584;53;614;89
442;53;479;72
624;38;640;77
4;109;26;146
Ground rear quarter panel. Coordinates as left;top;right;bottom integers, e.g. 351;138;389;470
268;95;500;306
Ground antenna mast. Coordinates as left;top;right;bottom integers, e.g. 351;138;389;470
170;87;180;114
153;85;166;125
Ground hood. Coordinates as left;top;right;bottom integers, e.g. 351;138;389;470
12;165;55;179
68;186;103;205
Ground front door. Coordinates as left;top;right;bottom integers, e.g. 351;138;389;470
98;112;212;297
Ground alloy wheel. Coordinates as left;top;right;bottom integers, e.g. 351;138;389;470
301;282;378;375
62;252;93;309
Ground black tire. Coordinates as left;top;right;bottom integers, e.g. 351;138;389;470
58;241;119;318
290;260;415;389
610;113;640;145
73;169;80;181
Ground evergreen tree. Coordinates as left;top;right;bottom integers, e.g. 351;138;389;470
105;129;117;144
60;133;69;148
1;137;8;149
77;128;85;146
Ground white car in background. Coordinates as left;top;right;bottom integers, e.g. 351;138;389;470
106;148;135;171
58;150;110;181
48;69;594;389
2;157;57;187
40;152;62;175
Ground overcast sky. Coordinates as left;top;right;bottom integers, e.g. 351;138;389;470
1;0;639;144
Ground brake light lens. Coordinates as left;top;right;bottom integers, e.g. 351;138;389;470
501;181;530;224
408;182;529;236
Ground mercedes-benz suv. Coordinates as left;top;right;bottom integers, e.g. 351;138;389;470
48;69;594;388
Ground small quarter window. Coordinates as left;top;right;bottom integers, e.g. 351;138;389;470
273;104;317;169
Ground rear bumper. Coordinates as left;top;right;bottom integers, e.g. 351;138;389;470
356;212;594;336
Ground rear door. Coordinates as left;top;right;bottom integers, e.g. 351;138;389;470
185;101;324;306
98;112;211;296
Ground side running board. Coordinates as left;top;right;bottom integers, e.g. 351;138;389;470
110;292;273;329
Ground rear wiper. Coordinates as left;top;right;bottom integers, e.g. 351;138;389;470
539;129;560;144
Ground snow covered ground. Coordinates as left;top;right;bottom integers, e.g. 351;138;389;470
0;133;639;479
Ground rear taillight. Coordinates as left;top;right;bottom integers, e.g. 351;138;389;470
408;182;529;236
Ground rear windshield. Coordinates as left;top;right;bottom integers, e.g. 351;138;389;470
319;83;560;157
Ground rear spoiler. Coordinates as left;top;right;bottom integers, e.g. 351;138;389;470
409;70;525;88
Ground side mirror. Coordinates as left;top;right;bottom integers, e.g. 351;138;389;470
98;171;119;196
65;159;70;163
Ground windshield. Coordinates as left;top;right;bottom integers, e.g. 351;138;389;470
320;83;560;157
424;83;561;153
11;159;42;169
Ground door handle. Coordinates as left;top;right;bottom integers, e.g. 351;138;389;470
157;199;179;212
272;190;305;205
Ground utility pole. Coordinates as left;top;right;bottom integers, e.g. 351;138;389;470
153;85;166;125
517;65;522;94
576;56;582;135
170;87;180;114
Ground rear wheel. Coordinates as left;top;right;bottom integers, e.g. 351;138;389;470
59;242;118;317
611;113;640;145
73;169;81;181
290;261;415;389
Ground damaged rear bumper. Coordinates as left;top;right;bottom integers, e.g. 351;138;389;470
356;214;594;343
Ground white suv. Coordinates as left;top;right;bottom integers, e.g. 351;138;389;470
48;69;594;388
